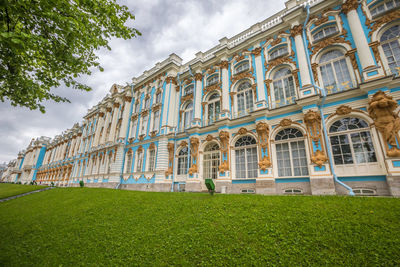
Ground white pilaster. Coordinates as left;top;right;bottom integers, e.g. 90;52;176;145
93;109;105;147
253;48;267;107
193;73;202;126
119;96;132;139
108;101;121;142
220;61;230;118
100;105;112;144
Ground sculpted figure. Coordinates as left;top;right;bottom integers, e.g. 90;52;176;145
258;156;271;171
256;122;269;152
219;131;229;155
189;137;199;174
311;150;328;168
368;91;400;157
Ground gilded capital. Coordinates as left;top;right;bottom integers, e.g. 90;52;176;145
341;0;358;14
194;73;203;81
290;25;303;37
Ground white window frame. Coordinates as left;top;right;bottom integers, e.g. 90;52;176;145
236;81;254;117
203;143;220;180
233;135;258;179
379;24;400;75
234;60;250;74
274;128;309;178
152;110;160;132
271;67;297;108
312;24;339;42
135;150;143;172
125;150;133;173
177;147;190;175
206;74;219;86
140;115;148;135
269;45;289;60
369;0;400;18
147;148;156;172
205;93;221;125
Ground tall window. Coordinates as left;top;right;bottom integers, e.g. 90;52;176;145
380;25;400;75
156;92;162;103
182;102;193;130
203;143;220;179
107;153;112;174
152;110;160;132
237;81;253;116
177;147;190;175
135;103;140;113
319;50;353;93
275;128;308;177
329;118;377;165
144;98;150;109
140;115;148;135
234;60;250;74
234;136;258;179
148;149;156;172
206;74;219;86
184;85;194;96
272;68;296;108
97;155;102;174
130;120;137;138
206;93;220;125
136;150;143;172
125;150;133;173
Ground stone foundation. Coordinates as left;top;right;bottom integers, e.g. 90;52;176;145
310;177;336;195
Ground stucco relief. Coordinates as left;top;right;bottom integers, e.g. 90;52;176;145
368;91;400;157
256;122;271;171
189;137;199;175
218;131;230;173
165;143;174;176
304;110;328;167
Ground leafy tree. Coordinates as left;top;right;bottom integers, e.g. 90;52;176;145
0;0;140;112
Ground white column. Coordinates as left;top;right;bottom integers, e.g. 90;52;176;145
119;96;132;139
291;25;312;88
68;138;76;158
100;105;112;144
169;85;178;128
108;101;120;142
93;110;105;147
61;142;67;160
220;61;230;114
193;73;203;124
162;77;174;129
155;137;168;182
253;49;267;102
345;7;375;70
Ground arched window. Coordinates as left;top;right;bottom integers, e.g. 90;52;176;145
236;81;253;116
275;128;308;177
312;25;338;42
182;102;193;130
136;150;143;172
269;45;289;60
319;50;353;93
234;60;250;74
148;148;156;172
206;93;220;125
125;150;133;173
380;25;400;75
177;147;190;175
329;118;377;165
370;0;400;18
272;68;296;108
206;74;219;86
107;153;113;174
203;143;220;179
234;136;258;179
184;85;194;96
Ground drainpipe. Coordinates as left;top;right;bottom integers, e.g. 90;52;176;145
302;4;354;196
116;84;135;189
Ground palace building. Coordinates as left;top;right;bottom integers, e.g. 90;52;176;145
2;0;400;196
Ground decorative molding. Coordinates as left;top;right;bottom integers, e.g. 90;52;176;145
310;33;351;58
166;76;177;85
292;69;300;89
279;119;293;127
218;60;229;70
194;73;203;81
311;63;319;84
189;137;199;175
231;68;254;84
149;143;156;150
256;122;271;171
341;0;358;15
265;51;295;73
205;135;214;142
304;110;328;167
368;91;400;157
204;82;221;95
335;105;353;115
237;127;248;135
229;92;236;104
366;9;400;36
369;41;382;67
181;93;194;103
251;47;262;57
180;140;188;147
218;131;230;173
165;143;174;176
345;48;359;76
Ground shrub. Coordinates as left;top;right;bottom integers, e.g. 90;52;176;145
79;181;84;188
50;182;54;187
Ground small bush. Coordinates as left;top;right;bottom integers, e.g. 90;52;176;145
50;182;54;187
79;181;84;188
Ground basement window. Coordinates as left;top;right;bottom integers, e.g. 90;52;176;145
353;189;376;196
241;189;255;194
284;188;303;195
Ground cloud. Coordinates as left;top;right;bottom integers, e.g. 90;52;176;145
0;0;286;162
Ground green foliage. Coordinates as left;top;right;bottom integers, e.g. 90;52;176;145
0;0;140;112
79;180;84;188
0;188;399;265
0;183;46;199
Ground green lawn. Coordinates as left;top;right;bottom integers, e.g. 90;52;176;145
0;183;47;199
0;188;399;266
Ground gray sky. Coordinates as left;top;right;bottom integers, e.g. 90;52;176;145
0;0;286;163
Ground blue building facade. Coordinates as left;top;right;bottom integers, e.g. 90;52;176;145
17;0;400;196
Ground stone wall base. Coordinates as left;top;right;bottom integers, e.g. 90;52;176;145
275;182;312;195
310;177;336;195
120;183;171;192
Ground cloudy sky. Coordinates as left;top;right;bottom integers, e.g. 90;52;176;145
0;0;286;163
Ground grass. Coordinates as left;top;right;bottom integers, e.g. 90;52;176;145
0;187;399;266
0;183;47;199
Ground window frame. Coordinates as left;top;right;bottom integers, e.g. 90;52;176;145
147;148;156;172
271;67;297;108
236;81;254;117
203;142;220;180
274;128;309;178
234;60;250;75
234;135;258;179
